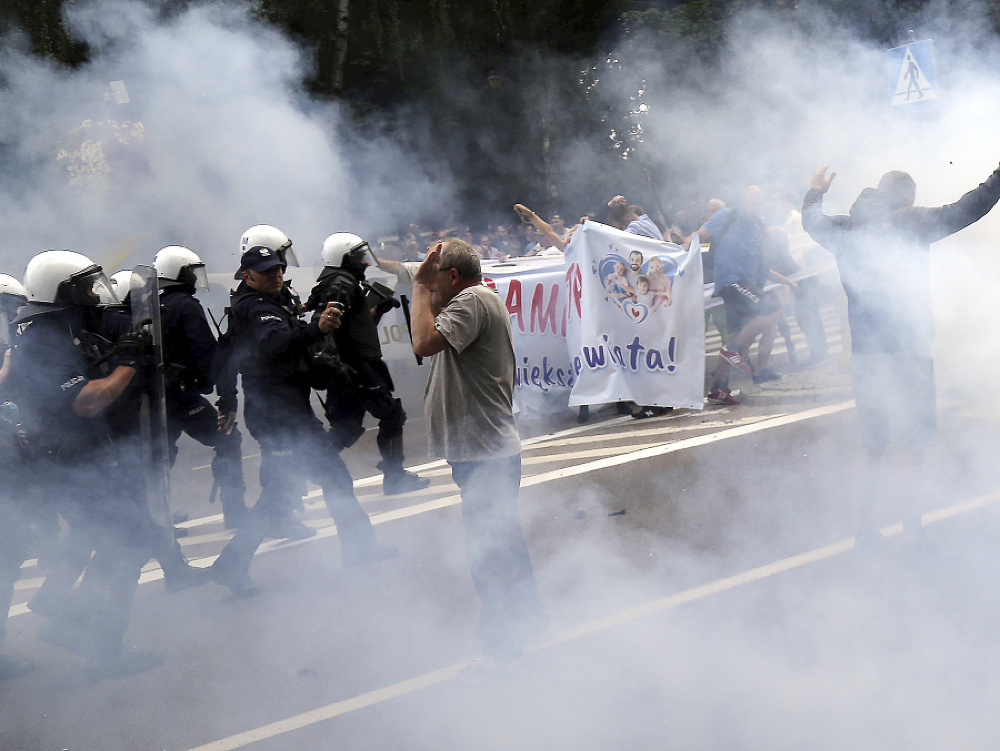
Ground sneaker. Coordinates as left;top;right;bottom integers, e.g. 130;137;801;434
456;650;523;683
85;648;163;682
706;388;739;405
719;347;752;372
267;515;317;541
0;655;35;682
382;470;431;496
752;368;782;384
631;406;673;419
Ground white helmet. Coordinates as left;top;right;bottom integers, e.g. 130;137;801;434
237;224;298;278
108;270;136;305
0;273;27;318
22;250;116;307
154;245;209;290
320;232;379;275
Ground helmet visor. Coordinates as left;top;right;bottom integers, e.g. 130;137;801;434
351;241;379;269
277;244;299;268
68;265;117;306
188;263;210;291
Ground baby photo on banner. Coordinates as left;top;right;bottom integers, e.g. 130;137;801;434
564;220;705;410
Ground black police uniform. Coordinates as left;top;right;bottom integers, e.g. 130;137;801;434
95;302;206;593
160;283;247;527
0;338;36;680
210;277;382;592
10;307;155;672
305;262;425;494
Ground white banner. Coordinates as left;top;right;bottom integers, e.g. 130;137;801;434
480;257;578;417
564;221;705;410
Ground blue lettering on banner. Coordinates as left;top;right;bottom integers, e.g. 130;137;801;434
515;355;576;393
579;335;677;373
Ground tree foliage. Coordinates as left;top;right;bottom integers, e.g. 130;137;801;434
5;0;1000;221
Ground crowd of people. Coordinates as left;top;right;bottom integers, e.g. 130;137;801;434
3;156;1000;687
381;188;833;412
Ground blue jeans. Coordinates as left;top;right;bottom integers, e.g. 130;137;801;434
450;454;546;656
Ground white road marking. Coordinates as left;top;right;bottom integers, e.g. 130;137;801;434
183;485;1000;751
8;402;853;611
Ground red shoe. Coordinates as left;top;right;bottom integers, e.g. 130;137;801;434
706;388;740;405
719;347;752;372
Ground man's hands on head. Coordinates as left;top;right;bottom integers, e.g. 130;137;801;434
811;164;836;194
414;242;443;286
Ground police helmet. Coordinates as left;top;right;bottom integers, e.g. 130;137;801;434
109;270;136;306
0;274;27;318
236;225;298;279
320;232;379;276
154;245;209;290
22;250;116;308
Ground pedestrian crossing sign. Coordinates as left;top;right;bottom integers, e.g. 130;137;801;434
886;39;937;109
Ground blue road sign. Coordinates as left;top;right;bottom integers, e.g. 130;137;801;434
886;39;937;110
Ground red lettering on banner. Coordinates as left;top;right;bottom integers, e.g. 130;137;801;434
482;277;497;290
506;279;524;333
567;263;583;320
530;283;560;335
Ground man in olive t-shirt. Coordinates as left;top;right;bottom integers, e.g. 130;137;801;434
410;238;547;680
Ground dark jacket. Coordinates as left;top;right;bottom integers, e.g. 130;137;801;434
229;281;324;432
160;285;216;397
802;164;1000;353
9;308;116;459
306;268;383;364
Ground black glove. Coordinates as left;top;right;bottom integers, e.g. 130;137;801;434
115;331;154;373
216;395;237;416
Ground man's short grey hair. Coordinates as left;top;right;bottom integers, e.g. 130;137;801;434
440;239;482;281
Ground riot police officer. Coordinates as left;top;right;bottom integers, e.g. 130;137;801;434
10;250;161;679
154;246;248;528
209;226;393;596
305;233;429;495
0;274;35;680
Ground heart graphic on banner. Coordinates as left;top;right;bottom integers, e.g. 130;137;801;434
622;300;649;324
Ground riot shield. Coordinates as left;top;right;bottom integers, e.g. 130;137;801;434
129;265;173;533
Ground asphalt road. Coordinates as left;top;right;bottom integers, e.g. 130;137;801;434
5;307;1000;750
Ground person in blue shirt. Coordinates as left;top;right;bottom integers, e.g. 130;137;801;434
690;185;783;405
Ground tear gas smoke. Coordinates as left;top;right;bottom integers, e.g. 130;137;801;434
5;1;1000;749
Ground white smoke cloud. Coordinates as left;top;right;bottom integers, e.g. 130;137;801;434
6;3;1000;747
0;0;452;280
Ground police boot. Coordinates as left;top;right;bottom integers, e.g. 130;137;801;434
377;436;430;496
220;492;248;530
159;540;209;594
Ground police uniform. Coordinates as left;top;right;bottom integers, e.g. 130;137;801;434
96;300;207;593
306;260;426;495
11;305;156;673
210;249;386;593
0;335;36;680
159;283;247;527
